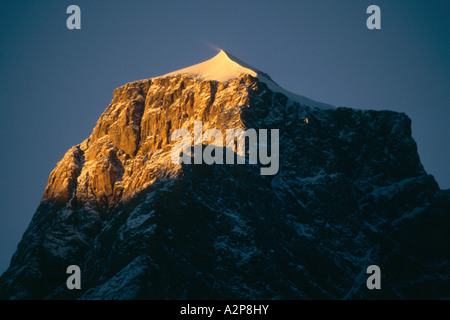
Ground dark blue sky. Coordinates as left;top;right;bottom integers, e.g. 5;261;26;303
0;0;449;273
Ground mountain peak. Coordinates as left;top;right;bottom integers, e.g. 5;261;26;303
160;49;259;82
158;50;334;109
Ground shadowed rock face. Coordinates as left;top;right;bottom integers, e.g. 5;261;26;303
1;73;449;300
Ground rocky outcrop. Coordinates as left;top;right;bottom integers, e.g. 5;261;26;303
1;63;448;299
40;75;261;211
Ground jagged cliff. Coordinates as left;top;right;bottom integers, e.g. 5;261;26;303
0;51;448;299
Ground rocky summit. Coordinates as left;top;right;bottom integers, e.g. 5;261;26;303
0;51;448;299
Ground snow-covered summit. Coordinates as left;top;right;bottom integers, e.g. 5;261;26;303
161;50;258;82
158;50;334;110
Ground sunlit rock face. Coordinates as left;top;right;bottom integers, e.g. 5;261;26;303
1;52;448;300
